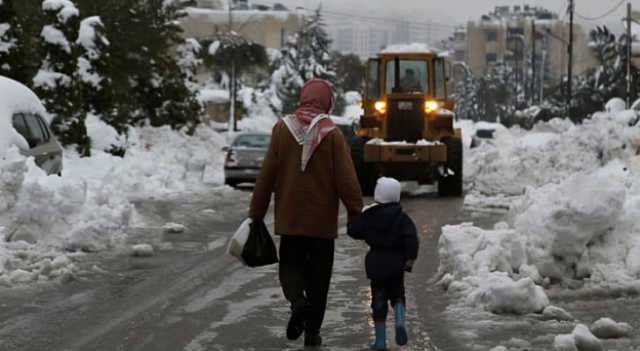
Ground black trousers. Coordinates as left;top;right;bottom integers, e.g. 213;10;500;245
370;273;405;323
279;235;335;334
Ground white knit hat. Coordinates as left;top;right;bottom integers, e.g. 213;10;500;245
374;177;402;204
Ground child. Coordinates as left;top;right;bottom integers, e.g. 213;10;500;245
347;177;419;350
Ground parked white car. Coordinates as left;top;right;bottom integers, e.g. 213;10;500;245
0;76;63;175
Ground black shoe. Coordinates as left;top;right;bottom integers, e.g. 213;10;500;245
304;332;322;347
286;311;305;340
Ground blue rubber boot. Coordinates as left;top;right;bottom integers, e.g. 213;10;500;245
371;322;386;350
394;303;408;346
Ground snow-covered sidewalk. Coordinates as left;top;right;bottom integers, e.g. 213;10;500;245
0;122;229;288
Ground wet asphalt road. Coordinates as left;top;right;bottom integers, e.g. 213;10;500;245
0;186;469;351
1;187;639;351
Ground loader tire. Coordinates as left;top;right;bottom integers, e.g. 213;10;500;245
438;137;463;197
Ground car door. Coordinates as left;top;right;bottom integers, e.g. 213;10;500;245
13;113;63;175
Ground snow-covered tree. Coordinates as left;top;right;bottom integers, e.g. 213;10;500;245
0;0;20;78
35;0;91;155
177;38;203;92
474;62;516;122
115;0;202;131
452;66;478;121
554;26;640;120
271;7;339;115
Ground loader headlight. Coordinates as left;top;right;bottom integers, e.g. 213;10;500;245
424;100;440;113
374;101;387;114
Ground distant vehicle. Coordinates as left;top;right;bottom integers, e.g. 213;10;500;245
352;47;463;196
1;76;63;175
224;133;271;187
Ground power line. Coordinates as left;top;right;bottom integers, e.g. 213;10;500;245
253;0;460;29
575;0;626;21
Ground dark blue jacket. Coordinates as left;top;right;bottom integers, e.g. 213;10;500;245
347;203;419;280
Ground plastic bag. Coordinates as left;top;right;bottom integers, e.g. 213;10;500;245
227;218;252;264
242;220;279;267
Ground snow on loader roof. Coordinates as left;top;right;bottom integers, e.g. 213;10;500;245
380;43;440;55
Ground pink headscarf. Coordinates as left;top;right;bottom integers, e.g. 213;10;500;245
283;79;337;171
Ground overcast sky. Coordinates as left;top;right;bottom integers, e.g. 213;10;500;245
271;0;628;39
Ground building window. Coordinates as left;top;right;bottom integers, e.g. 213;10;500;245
508;27;524;37
486;53;498;63
485;30;498;42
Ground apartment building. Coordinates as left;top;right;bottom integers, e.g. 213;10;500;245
459;5;596;86
180;1;304;50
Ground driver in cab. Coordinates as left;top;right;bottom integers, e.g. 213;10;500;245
399;68;422;93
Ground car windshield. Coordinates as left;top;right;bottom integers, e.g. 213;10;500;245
233;134;271;148
386;60;429;94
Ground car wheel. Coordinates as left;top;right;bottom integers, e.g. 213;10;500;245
225;178;238;188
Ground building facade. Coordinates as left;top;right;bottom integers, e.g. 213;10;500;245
459;6;596;89
180;2;304;50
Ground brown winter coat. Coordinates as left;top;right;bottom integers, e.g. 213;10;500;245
248;120;363;239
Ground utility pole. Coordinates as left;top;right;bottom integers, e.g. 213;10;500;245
567;0;574;117
626;1;632;108
531;19;536;105
228;1;237;133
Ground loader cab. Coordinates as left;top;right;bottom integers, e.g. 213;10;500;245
360;52;455;142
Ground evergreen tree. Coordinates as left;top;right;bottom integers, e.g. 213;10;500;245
271;6;340;115
76;16;111;114
452;66;478;121
1;0;44;84
297;7;335;82
271;34;304;114
75;0;203;134
0;0;20;78
177;38;203;92
35;0;91;156
555;26;640;120
332;52;364;92
475;62;515;122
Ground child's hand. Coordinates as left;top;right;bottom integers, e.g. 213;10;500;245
405;259;415;273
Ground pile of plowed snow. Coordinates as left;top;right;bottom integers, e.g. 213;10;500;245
441;110;640;314
0;123;227;287
465;113;639;196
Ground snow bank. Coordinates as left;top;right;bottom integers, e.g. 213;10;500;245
69;122;227;196
0;149;131;287
441;160;640;307
445;111;640;315
465;113;640;196
590;317;632;339
85;113;123;152
1;111;227;287
437;223;550;314
554;324;603;351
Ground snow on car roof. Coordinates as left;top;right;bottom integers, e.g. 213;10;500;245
0;75;47;150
